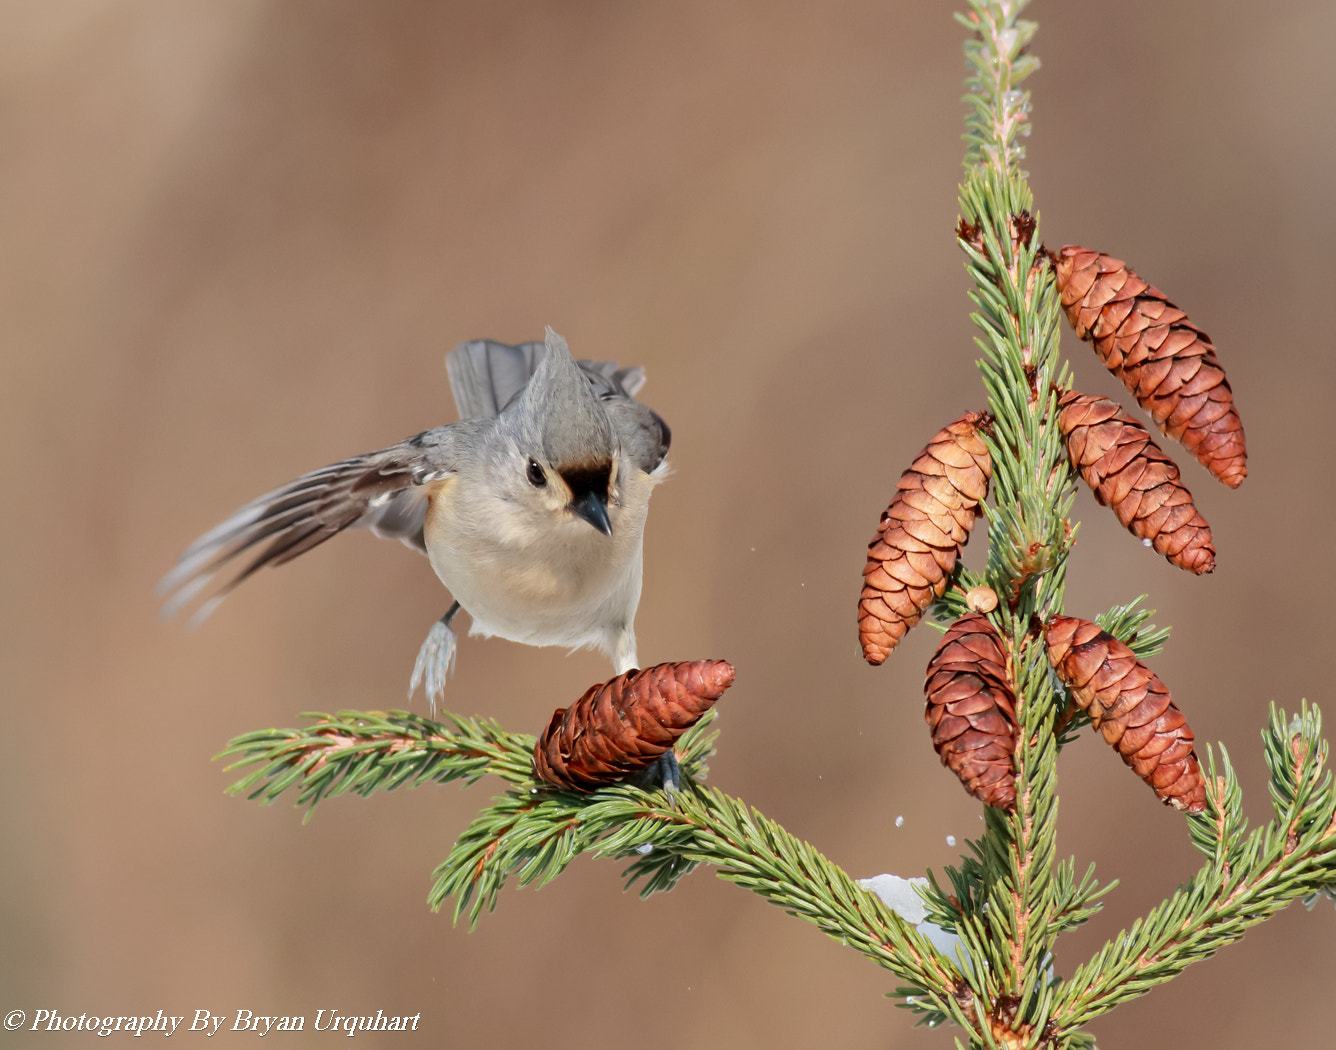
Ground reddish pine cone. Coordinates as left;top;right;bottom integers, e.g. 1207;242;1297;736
1057;390;1215;574
532;661;735;793
1052;246;1246;488
859;412;992;664
924;613;1018;810
1045;616;1206;813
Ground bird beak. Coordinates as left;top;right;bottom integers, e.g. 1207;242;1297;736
571;490;613;536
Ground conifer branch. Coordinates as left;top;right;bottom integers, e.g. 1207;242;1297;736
218;710;540;814
220;711;980;1032
1052;704;1336;1035
953;2;1073;1041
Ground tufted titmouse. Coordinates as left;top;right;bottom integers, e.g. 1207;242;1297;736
159;328;671;710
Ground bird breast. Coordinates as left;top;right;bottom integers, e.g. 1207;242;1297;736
420;473;651;649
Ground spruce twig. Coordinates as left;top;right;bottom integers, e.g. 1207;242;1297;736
220;711;979;1032
218;710;538;815
954;1;1073;1040
1051;704;1336;1036
218;709;719;813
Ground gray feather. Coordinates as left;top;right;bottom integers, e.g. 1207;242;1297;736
360;489;429;553
522;332;616;469
445;337;652;421
605;398;670;475
445;340;545;420
158;424;478;620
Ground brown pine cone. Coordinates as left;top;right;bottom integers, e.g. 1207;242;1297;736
859;412;992;664
1045;616;1205;813
532;661;735;793
924;613;1018;810
1056;390;1215;574
1051;246;1246;488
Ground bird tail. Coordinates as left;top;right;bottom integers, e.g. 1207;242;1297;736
445;338;648;421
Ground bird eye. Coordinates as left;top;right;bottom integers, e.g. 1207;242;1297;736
526;458;547;487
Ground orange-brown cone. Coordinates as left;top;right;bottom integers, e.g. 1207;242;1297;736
859;413;992;663
532;661;735;793
1045;616;1205;812
1057;390;1215;574
924;613;1018;810
1052;246;1246;488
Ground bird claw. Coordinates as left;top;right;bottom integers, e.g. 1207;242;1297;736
409;618;458;714
628;750;681;793
655;750;681;793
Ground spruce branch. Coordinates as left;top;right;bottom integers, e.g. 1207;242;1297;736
221;709;980;1031
219;709;722;816
1050;704;1336;1036
956;0;1039;175
953;1;1074;1041
432;779;979;1029
952;0;1335;1004
220;711;543;814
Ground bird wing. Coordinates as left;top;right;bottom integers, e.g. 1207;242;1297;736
604;398;670;475
158;424;477;622
444;338;668;473
577;359;648;400
569;357;668;471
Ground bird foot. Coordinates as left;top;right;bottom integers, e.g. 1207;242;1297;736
409;617;458;714
628;750;681;793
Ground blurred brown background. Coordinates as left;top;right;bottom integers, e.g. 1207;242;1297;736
3;1;1333;1046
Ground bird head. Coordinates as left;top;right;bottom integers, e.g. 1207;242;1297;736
505;328;617;537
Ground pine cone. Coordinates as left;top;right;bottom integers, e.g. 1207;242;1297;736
532;661;735;793
859;412;992;664
1044;616;1205;812
924;613;1018;810
1051;246;1246;488
1057;390;1215;574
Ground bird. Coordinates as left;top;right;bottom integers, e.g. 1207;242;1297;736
158;328;671;711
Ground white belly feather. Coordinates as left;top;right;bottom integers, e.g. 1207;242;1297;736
422;473;652;660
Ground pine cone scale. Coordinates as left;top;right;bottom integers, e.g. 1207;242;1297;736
878;558;933;589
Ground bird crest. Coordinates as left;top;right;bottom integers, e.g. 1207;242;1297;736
520;328;615;473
